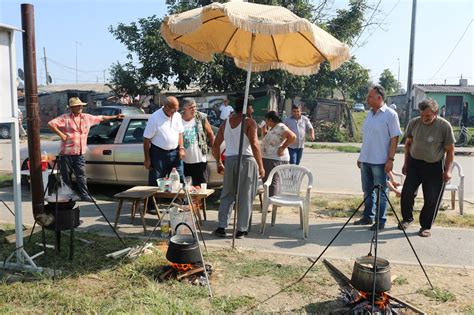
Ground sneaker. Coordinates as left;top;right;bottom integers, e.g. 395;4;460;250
235;231;248;239
214;228;226;238
397;220;413;230
418;229;431;237
354;217;373;225
370;222;385;231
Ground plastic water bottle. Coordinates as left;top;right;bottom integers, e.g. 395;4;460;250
170;167;180;192
160;211;171;239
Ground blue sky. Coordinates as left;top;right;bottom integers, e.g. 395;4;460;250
1;0;472;90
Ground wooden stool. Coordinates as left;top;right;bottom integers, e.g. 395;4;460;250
113;186;161;235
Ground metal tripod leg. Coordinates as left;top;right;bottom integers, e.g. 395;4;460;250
382;189;434;289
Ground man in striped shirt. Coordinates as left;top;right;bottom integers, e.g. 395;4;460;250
48;97;124;202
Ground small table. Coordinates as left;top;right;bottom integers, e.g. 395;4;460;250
113;186;161;234
154;189;215;222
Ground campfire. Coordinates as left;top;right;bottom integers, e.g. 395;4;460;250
339;288;406;314
158;262;212;285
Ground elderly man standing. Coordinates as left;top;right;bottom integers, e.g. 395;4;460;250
48;97;124;202
398;99;455;237
283;105;314;165
354;85;401;230
143;96;185;212
212;98;265;239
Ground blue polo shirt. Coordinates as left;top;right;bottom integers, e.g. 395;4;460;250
359;104;401;164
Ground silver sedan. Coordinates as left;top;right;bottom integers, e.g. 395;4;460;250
20;115;223;187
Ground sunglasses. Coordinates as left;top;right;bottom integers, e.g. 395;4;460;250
372;86;385;98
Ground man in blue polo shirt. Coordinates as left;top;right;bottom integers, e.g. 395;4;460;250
354;85;401;230
283;105;314;165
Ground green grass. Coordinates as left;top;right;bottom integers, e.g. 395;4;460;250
392;275;408;285
307;144;361;153
417;287;456;302
0;172;13;188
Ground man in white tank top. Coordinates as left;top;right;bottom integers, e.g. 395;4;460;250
212;98;265;239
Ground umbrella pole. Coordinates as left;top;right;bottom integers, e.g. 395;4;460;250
232;33;256;249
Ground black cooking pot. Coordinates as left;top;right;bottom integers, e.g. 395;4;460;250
351;256;391;293
166;223;201;264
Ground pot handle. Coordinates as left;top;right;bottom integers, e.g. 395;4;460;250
174;222;196;240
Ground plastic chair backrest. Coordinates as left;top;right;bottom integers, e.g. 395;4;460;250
268;164;313;196
448;161;464;186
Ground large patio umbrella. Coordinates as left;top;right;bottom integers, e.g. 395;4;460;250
161;1;350;246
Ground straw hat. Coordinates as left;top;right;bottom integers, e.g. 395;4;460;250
68;97;87;107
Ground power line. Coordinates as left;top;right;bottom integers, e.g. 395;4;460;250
351;0;401;54
430;19;473;79
46;57;105;73
351;0;382;50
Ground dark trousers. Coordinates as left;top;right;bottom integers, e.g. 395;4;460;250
401;155;445;229
184;162;208;186
148;145;184;209
148;145;184;186
59;155;89;198
288;148;304;165
262;158;288;197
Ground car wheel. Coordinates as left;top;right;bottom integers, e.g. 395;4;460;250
0;126;10;139
21;159;30;186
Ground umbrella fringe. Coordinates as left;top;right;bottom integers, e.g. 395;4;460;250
166;2;314;36
235;60;320;76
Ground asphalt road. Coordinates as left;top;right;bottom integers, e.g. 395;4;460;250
0;139;472;200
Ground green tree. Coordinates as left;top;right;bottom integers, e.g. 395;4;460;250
378;68;400;95
108;0;369;100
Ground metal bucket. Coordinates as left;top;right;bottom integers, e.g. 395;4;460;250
351;256;391;293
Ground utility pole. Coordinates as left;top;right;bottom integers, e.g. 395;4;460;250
103;70;106;83
404;0;417;127
75;40;80;84
397;58;400;93
43;47;49;85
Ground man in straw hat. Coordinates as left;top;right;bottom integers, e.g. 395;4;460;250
48;97;124;202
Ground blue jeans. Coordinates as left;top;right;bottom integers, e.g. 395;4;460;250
360;162;388;223
288;148;304;165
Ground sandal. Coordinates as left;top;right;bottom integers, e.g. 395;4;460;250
418;229;431;237
398;220;413;230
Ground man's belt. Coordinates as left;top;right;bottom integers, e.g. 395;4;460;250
151;143;178;153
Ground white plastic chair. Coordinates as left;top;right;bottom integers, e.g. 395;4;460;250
445;161;465;215
260;164;313;238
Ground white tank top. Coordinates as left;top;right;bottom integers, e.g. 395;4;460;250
224;118;253;156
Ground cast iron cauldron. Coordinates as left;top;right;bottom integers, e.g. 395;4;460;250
166;223;201;264
351;256;391;293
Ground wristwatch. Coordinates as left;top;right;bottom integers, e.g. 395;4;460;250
388;157;395;161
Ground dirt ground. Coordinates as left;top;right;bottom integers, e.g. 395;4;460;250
209;248;474;313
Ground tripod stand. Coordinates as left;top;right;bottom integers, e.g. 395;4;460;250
296;184;434;312
29;155;126;258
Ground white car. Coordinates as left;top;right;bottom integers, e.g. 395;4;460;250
20;115;223;187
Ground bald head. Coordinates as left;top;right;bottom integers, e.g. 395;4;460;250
163;96;179;117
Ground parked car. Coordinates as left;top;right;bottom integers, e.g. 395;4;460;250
0;105;27;139
353;103;365;112
20;115;223;187
86;104;144;116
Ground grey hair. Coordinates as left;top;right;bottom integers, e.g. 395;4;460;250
182;97;196;109
418;98;438;112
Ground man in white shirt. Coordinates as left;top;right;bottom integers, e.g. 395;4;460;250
219;99;234;124
143;96;185;212
355;85;401;230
